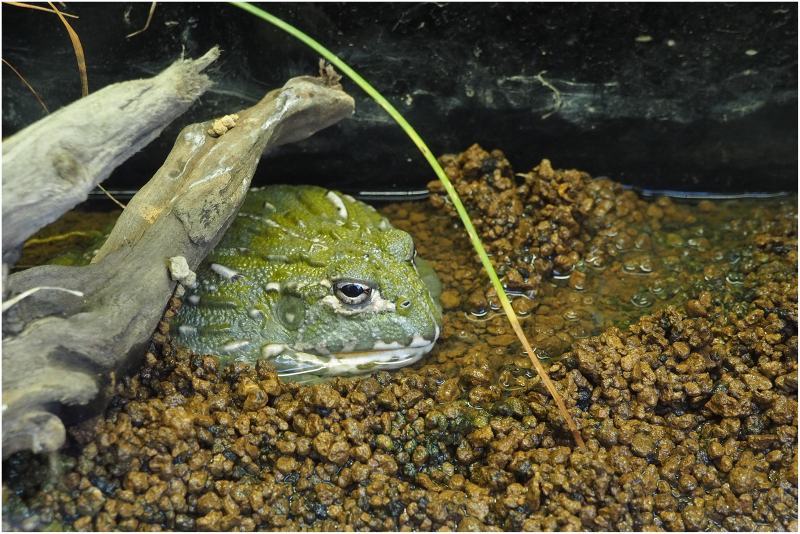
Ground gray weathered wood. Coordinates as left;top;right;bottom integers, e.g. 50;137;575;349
1;70;354;458
1;47;220;265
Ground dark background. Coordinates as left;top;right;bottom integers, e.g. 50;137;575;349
2;2;797;196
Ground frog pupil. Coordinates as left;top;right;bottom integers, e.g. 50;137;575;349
341;284;364;298
334;281;372;305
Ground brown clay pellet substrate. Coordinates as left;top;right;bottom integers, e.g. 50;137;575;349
2;149;796;530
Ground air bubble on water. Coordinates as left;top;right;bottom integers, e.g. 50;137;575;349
741;259;757;272
512;298;533;316
500;374;525;391
704;265;724;282
570;277;586;291
634;234;651;250
524;289;537;300
661;255;682;273
651;279;664;295
587;254;607;270
567;324;589;339
654;279;679;299
631;291;654;308
614;235;632;251
687;237;710;251
531;347;551;360
726;272;744;285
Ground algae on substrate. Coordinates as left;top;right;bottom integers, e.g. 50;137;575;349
15;210;120;270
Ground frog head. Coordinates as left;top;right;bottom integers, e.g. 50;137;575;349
265;225;442;377
174;186;442;380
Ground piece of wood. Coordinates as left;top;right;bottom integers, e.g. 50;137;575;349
1;47;220;265
1;70;354;458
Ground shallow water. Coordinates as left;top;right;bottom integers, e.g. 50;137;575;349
19;195;795;361
12;194;797;385
384;194;796;374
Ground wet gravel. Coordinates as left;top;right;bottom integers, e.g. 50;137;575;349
3;148;797;531
429;144;798;357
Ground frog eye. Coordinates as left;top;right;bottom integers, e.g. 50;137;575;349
334;281;372;305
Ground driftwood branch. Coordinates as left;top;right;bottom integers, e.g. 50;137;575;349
1;72;354;458
1;47;220;265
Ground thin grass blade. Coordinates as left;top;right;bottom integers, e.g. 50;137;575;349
48;1;88;97
230;1;585;447
2;58;49;113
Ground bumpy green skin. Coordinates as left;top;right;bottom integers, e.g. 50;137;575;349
173;185;442;379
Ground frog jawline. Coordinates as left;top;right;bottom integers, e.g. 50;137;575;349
279;340;436;378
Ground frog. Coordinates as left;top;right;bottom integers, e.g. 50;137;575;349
172;185;442;380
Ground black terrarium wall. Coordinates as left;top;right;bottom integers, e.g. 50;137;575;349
2;2;797;195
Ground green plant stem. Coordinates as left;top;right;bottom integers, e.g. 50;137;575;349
231;1;584;448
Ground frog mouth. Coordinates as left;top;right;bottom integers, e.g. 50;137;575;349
270;330;439;379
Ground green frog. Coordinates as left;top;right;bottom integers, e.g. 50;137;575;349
173;185;442;379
